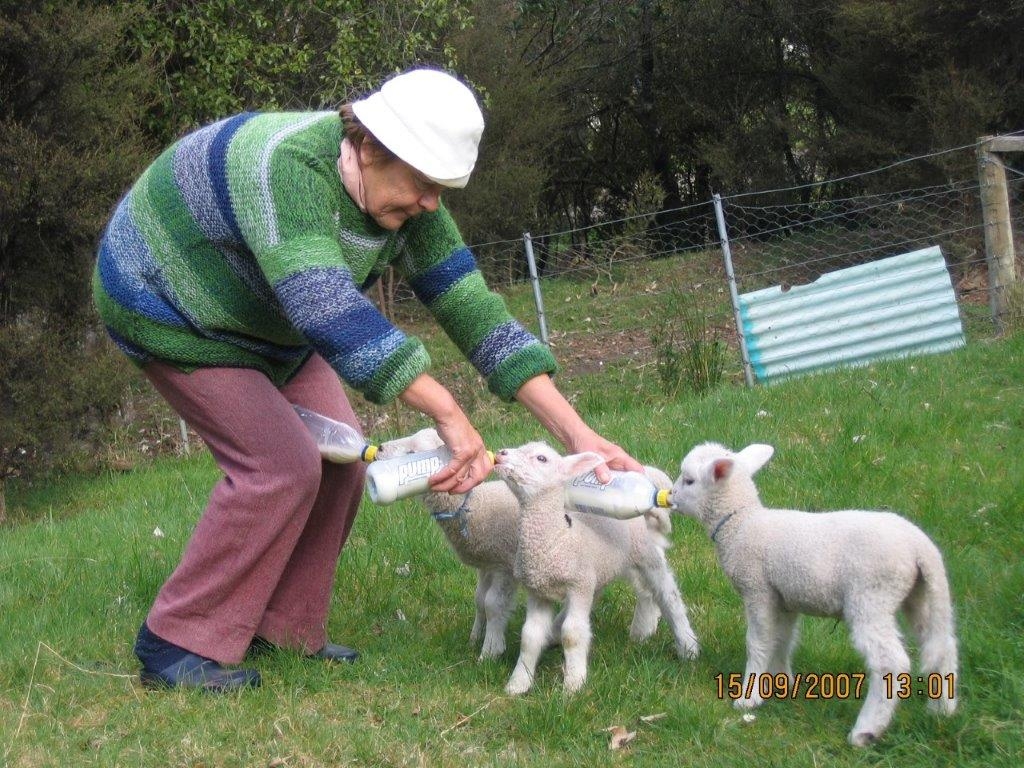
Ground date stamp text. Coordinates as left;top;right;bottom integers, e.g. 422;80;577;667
715;672;866;701
715;672;957;701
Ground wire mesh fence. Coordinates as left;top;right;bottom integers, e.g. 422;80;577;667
519;141;1020;386
720;179;986;297
383;137;1022;390
515;202;735;387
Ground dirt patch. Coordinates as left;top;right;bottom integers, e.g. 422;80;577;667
546;328;650;376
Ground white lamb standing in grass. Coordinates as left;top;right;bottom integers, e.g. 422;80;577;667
494;441;700;696
670;441;958;747
379;429;681;663
378;428;519;660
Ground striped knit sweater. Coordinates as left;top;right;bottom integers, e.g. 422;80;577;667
93;111;556;404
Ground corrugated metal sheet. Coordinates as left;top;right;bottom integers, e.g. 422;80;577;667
738;245;965;384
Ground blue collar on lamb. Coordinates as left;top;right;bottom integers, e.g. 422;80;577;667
709;512;736;543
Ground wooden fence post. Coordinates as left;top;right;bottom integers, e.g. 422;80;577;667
976;136;1021;333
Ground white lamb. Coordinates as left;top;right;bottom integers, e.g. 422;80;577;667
378;428;520;659
494;441;701;696
378;429;680;663
670;441;958;747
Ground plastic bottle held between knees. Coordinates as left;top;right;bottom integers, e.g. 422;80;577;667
565;470;671;519
366;446;453;504
293;405;378;463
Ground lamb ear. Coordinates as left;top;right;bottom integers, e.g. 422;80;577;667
738;443;774;474
563;451;606;480
709;457;734;482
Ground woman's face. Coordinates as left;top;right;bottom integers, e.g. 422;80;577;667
358;142;444;230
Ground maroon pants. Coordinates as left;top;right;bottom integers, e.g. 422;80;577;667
142;354;366;664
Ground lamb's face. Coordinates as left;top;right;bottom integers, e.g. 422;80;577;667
493;441;563;503
494;442;606;505
669;443;729;519
377;428;443;459
669;441;775;519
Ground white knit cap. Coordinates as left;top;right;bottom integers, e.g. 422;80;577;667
352;69;484;189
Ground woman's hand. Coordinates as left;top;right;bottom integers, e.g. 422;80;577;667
428;413;492;494
563;430;643;483
398;373;490;493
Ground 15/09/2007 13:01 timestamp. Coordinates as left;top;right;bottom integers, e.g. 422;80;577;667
714;672;956;701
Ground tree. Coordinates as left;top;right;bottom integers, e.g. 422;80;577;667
137;0;473;141
501;0;1024;238
443;0;570;279
909;0;1022;145
0;0;156;515
0;0;156;323
480;1;739;250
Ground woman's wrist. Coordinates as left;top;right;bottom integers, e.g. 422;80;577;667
398;373;461;423
514;375;592;450
514;373;643;473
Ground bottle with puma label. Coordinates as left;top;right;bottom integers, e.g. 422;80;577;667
565;470;671;519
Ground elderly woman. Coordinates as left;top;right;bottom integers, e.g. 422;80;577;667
93;68;642;691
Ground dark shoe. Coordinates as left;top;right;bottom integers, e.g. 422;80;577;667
140;652;262;692
249;636;359;663
310;642;359;663
134;621;260;692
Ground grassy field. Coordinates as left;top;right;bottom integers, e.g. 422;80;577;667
2;260;1023;767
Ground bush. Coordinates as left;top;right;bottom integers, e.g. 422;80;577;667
0;315;136;518
0;1;160;521
1001;279;1024;334
649;289;726;397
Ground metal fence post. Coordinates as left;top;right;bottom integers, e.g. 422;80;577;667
976;136;1020;333
522;232;550;345
713;194;754;387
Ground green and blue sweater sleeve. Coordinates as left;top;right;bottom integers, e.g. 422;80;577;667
398;206;558;401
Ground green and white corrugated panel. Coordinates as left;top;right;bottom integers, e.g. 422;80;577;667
738;245;965;384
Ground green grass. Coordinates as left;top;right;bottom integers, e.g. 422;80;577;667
2;282;1023;766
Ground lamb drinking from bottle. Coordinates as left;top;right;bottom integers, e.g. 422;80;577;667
494;441;700;696
377;428;521;659
669;441;958;747
376;429;680;662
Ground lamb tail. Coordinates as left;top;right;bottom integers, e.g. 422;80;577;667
644;507;673;540
906;541;958;715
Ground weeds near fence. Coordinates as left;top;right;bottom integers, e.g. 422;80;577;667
649;288;726;396
1003;279;1024;332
